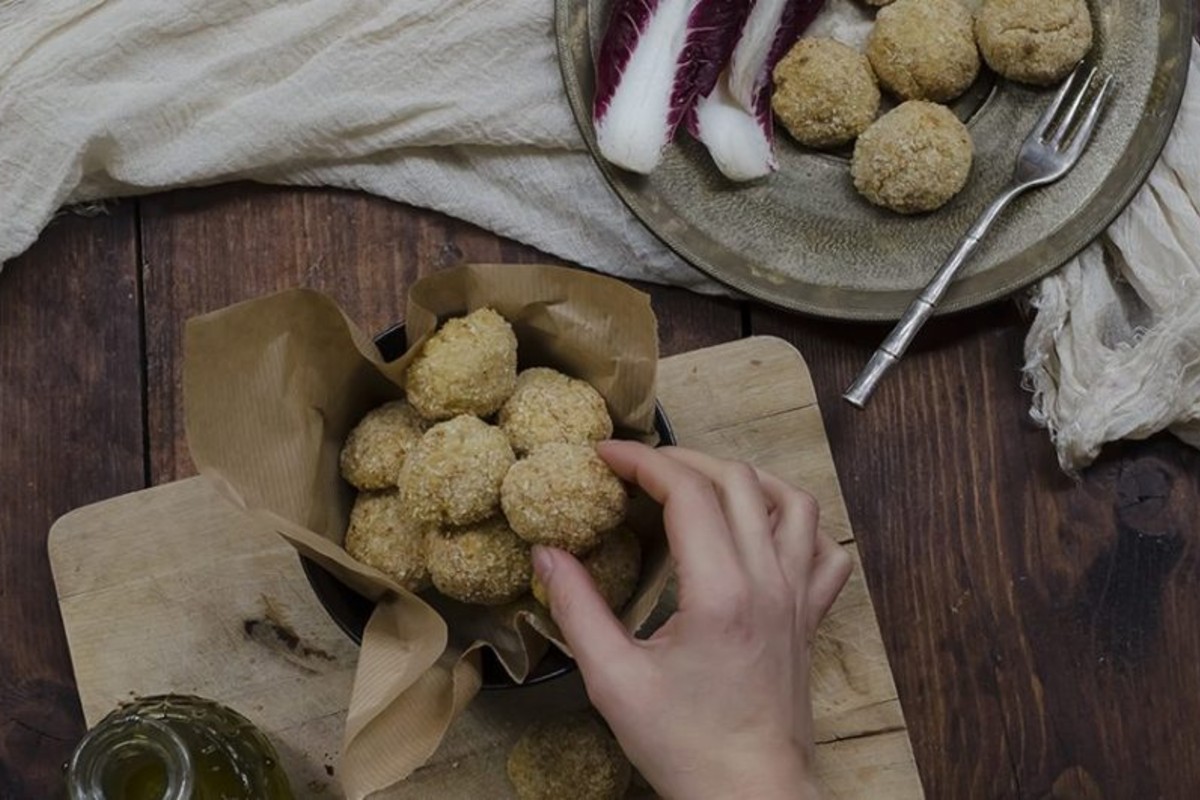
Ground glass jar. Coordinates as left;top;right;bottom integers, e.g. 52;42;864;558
66;695;294;800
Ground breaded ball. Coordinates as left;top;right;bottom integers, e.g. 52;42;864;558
852;100;973;214
499;368;614;456
501;444;627;555
976;0;1093;86
339;400;426;490
866;0;979;102
772;38;881;149
344;491;430;592
532;526;641;611
398;415;515;527
426;517;531;605
405;308;518;420
507;713;631;800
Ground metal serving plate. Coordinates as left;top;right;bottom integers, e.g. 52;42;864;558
556;0;1193;320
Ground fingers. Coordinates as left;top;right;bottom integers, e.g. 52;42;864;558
598;441;850;632
755;470;850;627
533;546;633;674
597;441;740;590
656;448;784;587
751;469;820;593
806;536;853;632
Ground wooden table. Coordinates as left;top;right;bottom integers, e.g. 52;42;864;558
3;164;1200;799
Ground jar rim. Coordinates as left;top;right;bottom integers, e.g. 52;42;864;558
67;715;195;800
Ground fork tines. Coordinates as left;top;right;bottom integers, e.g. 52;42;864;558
1035;65;1115;153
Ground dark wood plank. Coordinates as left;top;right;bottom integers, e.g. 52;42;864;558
0;206;144;797
636;283;744;357
751;303;1200;798
139;184;743;483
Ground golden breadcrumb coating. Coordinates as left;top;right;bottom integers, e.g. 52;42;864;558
866;0;979;102
507;713;631;800
426;516;531;605
976;0;1093;86
532;525;641;611
398;415;515;527
851;100;973;214
344;490;430;592
406;307;518;420
501;443;627;555
339;400;427;490
499;368;613;456
773;38;881;149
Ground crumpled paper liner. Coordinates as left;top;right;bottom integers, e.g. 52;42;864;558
183;264;668;798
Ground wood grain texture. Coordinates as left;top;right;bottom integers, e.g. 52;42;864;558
641;283;744;356
139;185;743;484
0;206;144;798
751;304;1200;798
50;478;358;794
49;338;920;798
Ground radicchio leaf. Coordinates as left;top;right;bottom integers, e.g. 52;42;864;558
691;0;824;181
727;0;825;113
689;69;776;181
593;0;751;174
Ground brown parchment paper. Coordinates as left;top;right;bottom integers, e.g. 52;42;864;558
183;264;667;799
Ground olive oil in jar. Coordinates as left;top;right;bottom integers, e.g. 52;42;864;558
66;695;294;800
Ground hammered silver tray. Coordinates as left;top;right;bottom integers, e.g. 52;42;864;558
556;0;1193;320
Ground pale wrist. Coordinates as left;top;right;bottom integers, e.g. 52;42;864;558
754;747;819;800
673;742;817;800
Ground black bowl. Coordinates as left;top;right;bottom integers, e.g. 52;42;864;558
301;323;675;689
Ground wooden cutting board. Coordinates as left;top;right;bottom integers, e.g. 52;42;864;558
49;337;923;798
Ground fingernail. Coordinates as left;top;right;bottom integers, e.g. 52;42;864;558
532;546;555;580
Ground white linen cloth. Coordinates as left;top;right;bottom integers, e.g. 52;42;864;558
1025;50;1200;470
1;0;1196;471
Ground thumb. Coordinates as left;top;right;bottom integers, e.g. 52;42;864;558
533;546;634;674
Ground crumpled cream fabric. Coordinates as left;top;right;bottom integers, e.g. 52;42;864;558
0;0;1196;471
0;0;705;291
1024;48;1200;471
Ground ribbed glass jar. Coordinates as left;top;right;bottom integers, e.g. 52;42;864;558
66;695;294;800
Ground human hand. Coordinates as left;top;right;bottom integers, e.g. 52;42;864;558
531;441;852;800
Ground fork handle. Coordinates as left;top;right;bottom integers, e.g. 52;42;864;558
916;185;1024;308
844;186;1025;408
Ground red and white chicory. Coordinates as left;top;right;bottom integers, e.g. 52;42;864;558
593;0;751;174
592;0;825;181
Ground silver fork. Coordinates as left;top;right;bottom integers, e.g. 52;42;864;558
844;66;1115;408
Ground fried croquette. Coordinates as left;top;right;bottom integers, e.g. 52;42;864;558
499;368;614;456
507;713;631;800
426;517;531;605
851;100;973;214
501;444;627;555
405;308;518;420
866;0;979;102
398;415;515;527
344;490;430;592
976;0;1093;86
532;525;641;611
339;400;426;490
773;38;882;149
